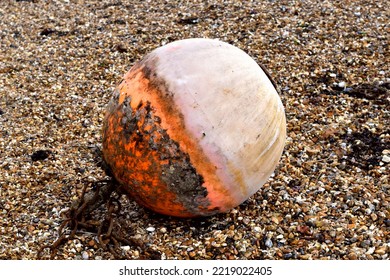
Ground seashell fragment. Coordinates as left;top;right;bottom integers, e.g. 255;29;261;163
102;38;286;217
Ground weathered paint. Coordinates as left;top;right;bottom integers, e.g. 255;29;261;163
102;38;286;217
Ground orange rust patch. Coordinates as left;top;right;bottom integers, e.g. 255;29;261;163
103;62;238;216
128;64;237;212
103;103;198;217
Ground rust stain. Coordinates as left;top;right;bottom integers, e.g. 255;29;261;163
102;62;238;216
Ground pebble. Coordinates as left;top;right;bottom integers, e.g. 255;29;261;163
284;252;294;259
253;226;261;233
265;239;273;248
146;226;155;232
366;247;375;255
41;219;54;226
338;81;346;88
381;155;390;163
347;252;358;260
374;247;387;255
82;251;89;260
159;227;167;234
121;246;130;251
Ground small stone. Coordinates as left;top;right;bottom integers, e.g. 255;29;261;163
276;234;284;239
146;226;155;232
367;247;375;255
253;226;261;233
347;252;358;260
381;155;390;163
284;252;293;259
121;246;130;251
271;215;281;224
374;246;387;255
41;219;54;226
82;251;89;260
350;237;358;243
159;227;167;233
338;81;346;88
300;254;311;260
265;238;273;248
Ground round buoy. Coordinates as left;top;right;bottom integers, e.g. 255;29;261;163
102;38;286;217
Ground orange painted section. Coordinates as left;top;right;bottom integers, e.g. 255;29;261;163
103;65;237;216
